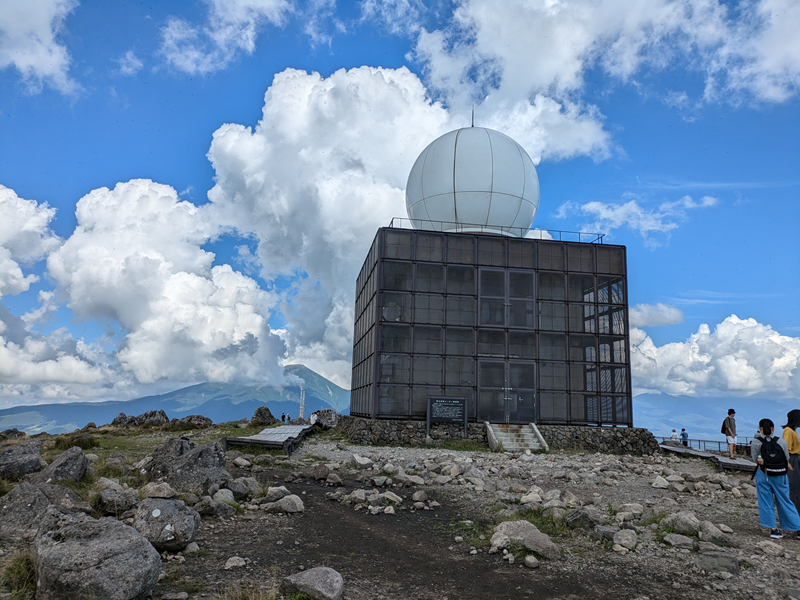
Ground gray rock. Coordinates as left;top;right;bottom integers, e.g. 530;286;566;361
142;438;230;495
224;556;247;570
0;440;47;478
213;489;236;504
524;555;540;569
662;533;694;549
695;550;740;574
591;525;620;541
96;489;139;516
141;481;178;498
699;520;733;546
112;410;169;428
651;476;669;489
282;566;344;600
34;506;160;600
263;486;292;502
250;405;278;426
0;482;93;542
170;415;213;429
193;497;236;519
565;508;595;530
490;520;559;560
661;511;701;535
96;477;124;492
326;473;343;485
412;490;428;502
224;479;250;501
352;454;373;468
133;498;200;552
312;465;331;480
613;529;637;550
29;447;89;484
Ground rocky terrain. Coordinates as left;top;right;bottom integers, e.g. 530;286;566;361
0;414;798;600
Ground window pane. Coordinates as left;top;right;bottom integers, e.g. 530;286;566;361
614;367;628;393
412;386;442;417
509;272;534;299
381;292;412;322
586;396;599;422
539;302;566;331
600;396;614;421
509;331;536;359
477;330;505;357
445;358;475;386
509;363;534;389
538;242;564;270
380;324;410;353
569;363;597;392
568;274;595;302
599;338;611;363
508;240;535;268
570;394;591;422
379;354;410;384
446;328;474;355
539;333;567;360
597;247;624;274
413;326;442;354
539;362;567;389
479;361;505;387
509;300;535;328
478;237;506;266
479;298;505;326
414;294;444;324
569;335;597;362
568;245;594;272
447;235;474;263
568;304;596;333
611;307;626;335
446;296;475;326
384;230;413;259
416;233;444;262
382;261;412;291
539;392;568;421
415;263;444;293
446;266;475;295
445;388;476;420
599;367;612;392
597;308;610;334
480;270;505;296
613;339;626;363
598;276;625;304
413;355;442;385
377;385;408;416
538;273;565;300
615;397;630;423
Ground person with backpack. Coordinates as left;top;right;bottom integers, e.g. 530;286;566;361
680;428;689;447
782;410;800;515
751;418;800;539
723;408;737;459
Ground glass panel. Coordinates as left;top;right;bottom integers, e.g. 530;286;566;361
509;272;534;299
539;362;567;390
539;302;566;331
412;386;442;417
611;307;626;334
508;300;534;328
377;385;409;416
379;354;410;384
478;237;505;266
599;367;612;392
446;328;474;355
413;326;442;354
508;239;535;268
598;308;610;334
416;233;444;262
479;361;505;388
586;396;599;422
382;261;413;291
568;274;595;302
414;294;444;324
569;335;597;362
599;338;611;363
446;388;476;420
446;296;475;326
447;235;474;264
568;304;596;333
597;247;624;274
415;263;444;293
509;363;534;389
480;270;505;297
539;392;568;421
445;358;475;386
478;389;505;422
380;324;410;353
601;396;614;421
413;356;442;385
479;298;505;326
613;339;626;363
447;266;475;295
477;330;505;357
614;367;628;393
539;333;567;360
538;242;564;270
569;363;597;392
509;331;536;359
538;272;566;301
615;397;629;423
381;292;412;322
570;394;590;422
568;245;594;272
384;230;413;259
598;276;625;304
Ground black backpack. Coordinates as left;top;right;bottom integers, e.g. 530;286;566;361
721;419;727;434
761;437;788;476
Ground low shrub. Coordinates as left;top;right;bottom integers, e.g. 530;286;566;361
1;551;37;600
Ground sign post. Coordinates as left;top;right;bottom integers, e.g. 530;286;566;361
427;396;468;439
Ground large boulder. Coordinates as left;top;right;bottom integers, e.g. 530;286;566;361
0;440;47;478
193;496;236;519
251;405;279;426
490;520;560;560
96;489;140;516
112;410;169;428
133;498;201;552
35;506;161;600
29;447;89;484
661;511;701;536
170;415;213;429
282;567;344;600
0;483;93;542
142;438;230;495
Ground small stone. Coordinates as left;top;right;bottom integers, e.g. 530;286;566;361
524;555;539;569
224;556;246;570
183;542;199;554
384;506;395;515
454;536;464;543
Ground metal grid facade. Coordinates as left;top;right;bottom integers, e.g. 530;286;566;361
349;228;632;426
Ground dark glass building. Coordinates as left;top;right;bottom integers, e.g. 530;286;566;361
349;227;632;426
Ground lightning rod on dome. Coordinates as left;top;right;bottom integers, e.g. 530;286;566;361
471;105;474;127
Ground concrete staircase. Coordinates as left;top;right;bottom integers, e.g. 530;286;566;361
485;422;549;453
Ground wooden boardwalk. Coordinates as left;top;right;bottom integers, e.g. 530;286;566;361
224;423;321;456
659;443;756;472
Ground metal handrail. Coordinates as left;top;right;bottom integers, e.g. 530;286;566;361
387;217;606;244
655;436;755;454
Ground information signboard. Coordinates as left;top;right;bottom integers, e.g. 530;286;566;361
426;396;467;439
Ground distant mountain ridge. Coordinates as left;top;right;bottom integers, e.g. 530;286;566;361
0;364;350;435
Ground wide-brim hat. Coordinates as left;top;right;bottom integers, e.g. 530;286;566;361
784;409;800;429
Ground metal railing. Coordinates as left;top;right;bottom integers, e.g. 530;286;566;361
655;436;755;455
387;217;606;244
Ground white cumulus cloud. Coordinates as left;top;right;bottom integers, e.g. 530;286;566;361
629;303;684;327
117;50;144;76
0;0;79;94
631;315;800;397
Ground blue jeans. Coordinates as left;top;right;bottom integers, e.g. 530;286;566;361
755;469;800;530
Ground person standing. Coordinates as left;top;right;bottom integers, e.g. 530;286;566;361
669;429;679;441
783;410;800;515
723;409;737;459
281;413;286;423
751;418;800;539
680;428;689;447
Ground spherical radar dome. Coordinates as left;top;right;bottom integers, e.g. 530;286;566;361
405;127;540;237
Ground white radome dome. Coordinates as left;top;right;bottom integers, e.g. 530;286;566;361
405;127;540;237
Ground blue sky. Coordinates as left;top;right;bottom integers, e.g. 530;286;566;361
0;0;798;407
